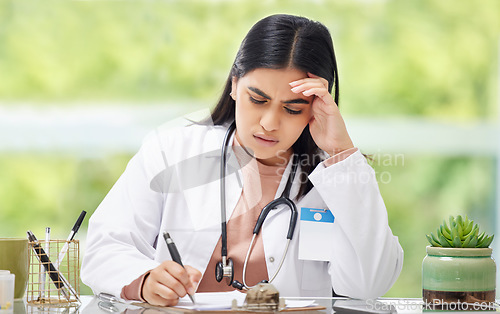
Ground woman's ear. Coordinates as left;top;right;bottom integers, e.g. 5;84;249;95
230;77;237;100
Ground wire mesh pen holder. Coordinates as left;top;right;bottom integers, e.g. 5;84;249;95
27;239;80;306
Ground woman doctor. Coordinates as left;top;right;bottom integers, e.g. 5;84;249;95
81;14;403;306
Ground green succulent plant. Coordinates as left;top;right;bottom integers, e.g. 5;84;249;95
426;215;494;248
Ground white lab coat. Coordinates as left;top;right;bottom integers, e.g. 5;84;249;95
81;123;403;300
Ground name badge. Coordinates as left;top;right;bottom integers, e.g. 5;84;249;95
298;207;335;261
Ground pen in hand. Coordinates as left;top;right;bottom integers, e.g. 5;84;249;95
163;232;196;304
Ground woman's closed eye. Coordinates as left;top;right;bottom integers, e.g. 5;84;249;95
284;107;302;115
249;96;267;104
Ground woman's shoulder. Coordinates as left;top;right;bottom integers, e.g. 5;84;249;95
156;122;226;141
140;121;227;156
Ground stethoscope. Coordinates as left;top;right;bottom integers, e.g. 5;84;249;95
215;122;299;290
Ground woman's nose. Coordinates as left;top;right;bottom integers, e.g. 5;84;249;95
260;108;280;132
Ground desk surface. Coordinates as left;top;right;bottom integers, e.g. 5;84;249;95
15;295;496;313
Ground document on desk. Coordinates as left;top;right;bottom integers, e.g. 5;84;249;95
174;291;318;311
175;291;246;310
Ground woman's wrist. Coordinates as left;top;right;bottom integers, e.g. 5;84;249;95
326;141;355;157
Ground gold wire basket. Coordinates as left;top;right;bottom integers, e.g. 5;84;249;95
27;239;80;307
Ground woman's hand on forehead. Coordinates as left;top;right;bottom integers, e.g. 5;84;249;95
289;73;354;156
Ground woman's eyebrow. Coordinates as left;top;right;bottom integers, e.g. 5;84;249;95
248;86;310;104
248;87;271;99
283;99;310;105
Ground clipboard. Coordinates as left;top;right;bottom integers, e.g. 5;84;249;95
132;291;327;313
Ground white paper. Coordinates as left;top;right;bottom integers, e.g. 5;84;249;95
174;291;246;311
174;291;317;311
284;299;317;308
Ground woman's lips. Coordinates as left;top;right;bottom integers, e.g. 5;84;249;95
253;134;278;147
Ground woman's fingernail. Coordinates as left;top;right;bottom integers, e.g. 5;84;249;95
188;287;195;295
291;86;300;92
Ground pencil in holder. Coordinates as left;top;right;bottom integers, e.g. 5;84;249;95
26;239;80;306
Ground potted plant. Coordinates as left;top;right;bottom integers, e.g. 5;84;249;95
422;215;496;309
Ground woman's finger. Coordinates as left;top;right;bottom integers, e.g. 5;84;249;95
307;72;329;89
185;265;203;292
154;272;188;298
290;81;325;94
149;280;180;306
302;87;331;98
143;274;181;306
157;262;192;296
142;261;197;306
289;78;326;90
290;74;329;89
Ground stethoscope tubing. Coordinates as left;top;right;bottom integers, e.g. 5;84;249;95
242;233;291;288
219;122;298;289
220;122;236;259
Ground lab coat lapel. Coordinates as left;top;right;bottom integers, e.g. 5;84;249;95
180;134;242;231
222;152;243;222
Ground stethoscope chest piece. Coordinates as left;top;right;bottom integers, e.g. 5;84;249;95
215;257;234;286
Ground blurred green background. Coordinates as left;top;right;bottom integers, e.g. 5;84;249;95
0;0;499;298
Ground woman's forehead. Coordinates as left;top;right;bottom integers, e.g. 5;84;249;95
238;68;307;85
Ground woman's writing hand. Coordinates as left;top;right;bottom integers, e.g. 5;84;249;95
142;261;202;306
290;73;354;156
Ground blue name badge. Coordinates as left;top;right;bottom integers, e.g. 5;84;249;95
298;207;335;261
300;207;335;223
